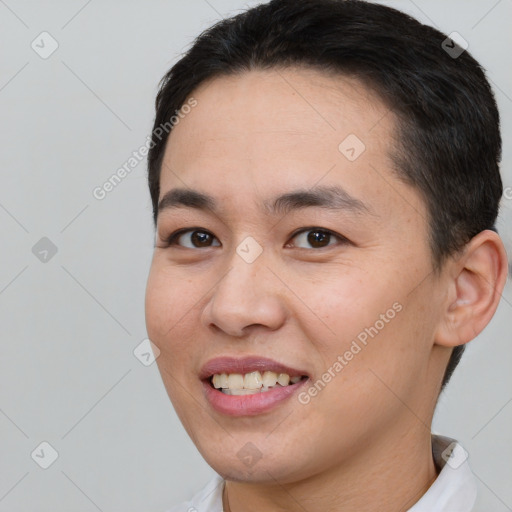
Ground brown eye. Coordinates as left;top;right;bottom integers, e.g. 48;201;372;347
290;228;346;249
307;230;331;248
168;229;221;248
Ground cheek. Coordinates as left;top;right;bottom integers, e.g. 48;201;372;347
293;272;391;352
145;265;201;403
295;268;425;390
145;261;199;341
144;267;169;341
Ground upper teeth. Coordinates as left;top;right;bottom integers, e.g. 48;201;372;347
212;371;302;392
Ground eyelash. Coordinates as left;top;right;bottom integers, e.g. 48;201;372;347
162;227;349;250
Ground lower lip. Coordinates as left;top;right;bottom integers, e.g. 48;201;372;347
202;379;309;416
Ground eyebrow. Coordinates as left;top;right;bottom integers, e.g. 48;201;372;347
157;185;372;217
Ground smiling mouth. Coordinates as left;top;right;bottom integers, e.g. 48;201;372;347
209;370;308;395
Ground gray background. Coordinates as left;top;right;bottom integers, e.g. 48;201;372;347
0;0;511;510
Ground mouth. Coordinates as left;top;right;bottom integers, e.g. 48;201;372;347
200;356;310;416
209;371;308;395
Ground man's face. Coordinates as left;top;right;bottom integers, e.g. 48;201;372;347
145;68;447;482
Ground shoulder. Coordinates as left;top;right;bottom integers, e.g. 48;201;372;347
163;474;225;512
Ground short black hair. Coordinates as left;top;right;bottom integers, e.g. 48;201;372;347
147;0;503;390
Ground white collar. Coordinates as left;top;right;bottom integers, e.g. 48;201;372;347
408;434;477;511
170;435;477;512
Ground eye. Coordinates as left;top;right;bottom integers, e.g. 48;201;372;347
287;228;347;249
162;227;347;250
166;228;221;248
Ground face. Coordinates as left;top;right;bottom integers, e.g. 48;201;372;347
145;67;448;483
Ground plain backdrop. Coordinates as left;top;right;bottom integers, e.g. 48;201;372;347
0;0;511;510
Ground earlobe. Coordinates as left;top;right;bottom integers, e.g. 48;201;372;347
435;230;508;348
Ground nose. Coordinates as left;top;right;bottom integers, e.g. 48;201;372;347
200;250;288;337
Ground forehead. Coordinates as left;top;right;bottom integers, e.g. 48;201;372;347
159;67;423;224
165;67;392;164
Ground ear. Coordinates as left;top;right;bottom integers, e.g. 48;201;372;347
435;230;509;348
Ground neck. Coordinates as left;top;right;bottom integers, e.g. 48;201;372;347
223;422;438;512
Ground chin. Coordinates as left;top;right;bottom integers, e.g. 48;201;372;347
197;439;316;485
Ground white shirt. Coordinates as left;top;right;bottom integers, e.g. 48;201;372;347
165;435;477;512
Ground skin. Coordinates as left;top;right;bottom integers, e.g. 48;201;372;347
145;67;508;512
